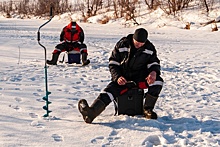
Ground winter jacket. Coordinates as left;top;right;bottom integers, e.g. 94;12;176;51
109;34;161;84
60;22;85;43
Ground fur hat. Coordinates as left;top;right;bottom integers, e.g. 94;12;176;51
133;28;148;43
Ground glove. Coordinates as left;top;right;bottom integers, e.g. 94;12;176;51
138;81;148;89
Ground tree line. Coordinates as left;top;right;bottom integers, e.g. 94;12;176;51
0;0;218;22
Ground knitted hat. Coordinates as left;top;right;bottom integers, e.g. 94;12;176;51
133;28;148;43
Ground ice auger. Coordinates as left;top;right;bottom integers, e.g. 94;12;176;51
37;6;53;117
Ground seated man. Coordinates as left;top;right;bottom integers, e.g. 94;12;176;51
78;28;164;123
47;21;90;66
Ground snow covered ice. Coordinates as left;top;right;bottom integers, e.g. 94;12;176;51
0;16;220;146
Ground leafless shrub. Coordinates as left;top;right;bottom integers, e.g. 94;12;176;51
211;22;218;31
158;0;192;16
200;0;215;13
113;0;140;25
0;0;72;17
184;22;190;29
144;0;160;10
1;0;220;22
98;15;110;24
73;0;105;22
86;0;103;16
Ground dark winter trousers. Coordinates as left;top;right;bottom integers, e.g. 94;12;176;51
53;42;87;54
99;75;164;106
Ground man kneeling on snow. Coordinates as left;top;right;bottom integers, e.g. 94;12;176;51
78;28;163;123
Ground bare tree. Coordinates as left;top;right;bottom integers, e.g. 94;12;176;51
124;0;140;25
89;0;103;16
158;0;192;16
144;0;159;10
200;0;215;13
112;0;139;25
113;0;119;18
203;0;209;12
1;0;219;22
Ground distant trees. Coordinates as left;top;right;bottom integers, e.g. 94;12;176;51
112;0;139;24
156;0;217;16
202;0;215;12
0;0;219;22
0;0;72;18
157;0;192;16
144;0;159;9
143;0;216;15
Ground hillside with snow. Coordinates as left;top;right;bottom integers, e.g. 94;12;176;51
0;3;220;146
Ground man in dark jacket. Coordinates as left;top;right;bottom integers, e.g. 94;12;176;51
78;28;163;123
47;21;90;66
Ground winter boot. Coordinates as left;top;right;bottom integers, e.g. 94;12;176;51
81;52;90;66
46;53;60;65
78;98;106;123
143;94;158;119
78;93;111;123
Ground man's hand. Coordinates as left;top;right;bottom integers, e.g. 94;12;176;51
146;71;156;85
117;76;127;85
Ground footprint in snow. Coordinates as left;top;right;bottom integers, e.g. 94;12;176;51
67;97;79;101
36;98;44;102
91;136;104;144
142;135;162;146
15;97;22;102
68;103;76;108
29;112;38;118
9;104;20;111
52;134;63;142
37;89;43;92
107;130;121;141
91;130;121;145
30;120;44;128
33;92;40;96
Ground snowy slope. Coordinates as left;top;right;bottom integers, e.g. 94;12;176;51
0;16;220;147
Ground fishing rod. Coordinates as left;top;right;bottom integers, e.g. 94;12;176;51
37;6;53;117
